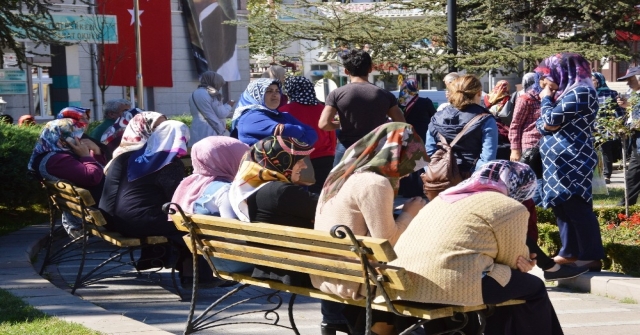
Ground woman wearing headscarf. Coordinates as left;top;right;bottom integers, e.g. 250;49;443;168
396;79;437;197
385;161;563;335
105;111;166;173
484;80;511;120
311;122;428;335
189;71;234;144
228;136;318;285
592;71;623;183
56;106;110;161
261;65;288;107
535;53;604;271
28;118;105;238
509;73;541;163
230;78;318;147
280;76;336;193
100;107;142;154
18;115;36;126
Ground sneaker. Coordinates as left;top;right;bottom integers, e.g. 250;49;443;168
544;265;589;281
605;178;611;184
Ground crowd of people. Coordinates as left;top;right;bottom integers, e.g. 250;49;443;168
24;49;634;335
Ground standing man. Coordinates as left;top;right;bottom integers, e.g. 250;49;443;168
90;99;131;141
617;67;640;205
318;49;405;166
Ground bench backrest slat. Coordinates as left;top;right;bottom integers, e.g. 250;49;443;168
43;181;95;206
52;196;108;227
171;213;397;263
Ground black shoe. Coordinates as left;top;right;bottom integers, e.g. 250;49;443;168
320;322;352;335
605;178;611;184
544;265;589;281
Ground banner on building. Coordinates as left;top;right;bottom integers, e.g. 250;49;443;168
98;0;173;87
182;0;241;81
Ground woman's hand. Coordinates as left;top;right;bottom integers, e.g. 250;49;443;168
516;254;536;273
81;138;101;155
510;149;521;162
617;96;629;109
401;197;427;217
539;85;556;100
67;137;91;157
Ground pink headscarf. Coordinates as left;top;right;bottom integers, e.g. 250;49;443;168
171;136;249;213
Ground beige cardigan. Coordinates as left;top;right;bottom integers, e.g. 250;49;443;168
387;192;530;306
311;172;413;300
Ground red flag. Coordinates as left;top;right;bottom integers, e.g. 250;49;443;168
98;0;173;87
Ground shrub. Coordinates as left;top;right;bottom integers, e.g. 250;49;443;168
170;114;192;128
0;123;47;207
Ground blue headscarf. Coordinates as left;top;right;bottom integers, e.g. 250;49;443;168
231;78;281;121
28;119;85;171
591;72;610;93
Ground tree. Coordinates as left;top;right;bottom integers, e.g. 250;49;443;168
240;0;640;77
0;0;74;67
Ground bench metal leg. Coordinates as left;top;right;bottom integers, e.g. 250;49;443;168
70;228;89;295
288;294;299;335
39;201;59;275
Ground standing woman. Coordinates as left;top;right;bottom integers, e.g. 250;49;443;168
396;79;436;197
484;80;511;123
189;71;234;144
230;78;317;147
535;53;604;271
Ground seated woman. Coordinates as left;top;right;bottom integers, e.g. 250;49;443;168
311;122;428;335
28;118;106;238
104;111;166;173
228;136;318;285
230;78;318;147
171;136;252;273
99;121;189;271
386;161;563;335
56;106;112;161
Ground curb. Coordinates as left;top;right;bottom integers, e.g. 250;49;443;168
559;271;640;303
0;224;173;335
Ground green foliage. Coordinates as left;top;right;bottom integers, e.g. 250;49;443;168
0;288;99;334
169;114;193;128
0;204;48;236
0;123;46;208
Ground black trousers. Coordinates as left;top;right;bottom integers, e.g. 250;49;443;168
601;139;621;178
482;270;564;335
526;237;555;270
623;139;640;205
309;156;335;194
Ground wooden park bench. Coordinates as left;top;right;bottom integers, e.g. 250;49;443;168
38;180;182;298
164;202;523;335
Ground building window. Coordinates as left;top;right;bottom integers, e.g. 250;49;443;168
32;67;52;118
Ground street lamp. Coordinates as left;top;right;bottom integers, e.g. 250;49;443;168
0;97;7;114
447;0;457;73
134;0;144;109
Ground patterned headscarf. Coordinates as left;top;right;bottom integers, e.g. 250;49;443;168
127;120;190;181
397;79;419;109
534;52;594;101
57;106;90;129
439;160;537;204
522;73;536;92
171;137;249;214
320;122;429;206
100;108;142;145
591;72;610;93
110;112;165;161
18;115;35;126
484;80;511;109
199;71;226;100
284;76;319;105
229;136;314;222
28;119;85;171
231;78;281;121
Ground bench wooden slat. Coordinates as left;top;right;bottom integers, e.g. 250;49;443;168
87;224;142;247
186;237;407;290
217;272;452;320
171;213;397;263
44;181;95;206
52;196;108;227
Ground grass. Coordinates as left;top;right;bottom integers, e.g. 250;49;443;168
0;203;49;237
0;288;101;335
620;297;638;304
593;187;626;207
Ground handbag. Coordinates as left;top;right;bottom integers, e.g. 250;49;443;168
520;140;543;178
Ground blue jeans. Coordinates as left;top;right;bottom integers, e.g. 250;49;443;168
333;142;347;167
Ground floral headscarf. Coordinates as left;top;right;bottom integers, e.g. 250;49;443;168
229;136;314;222
484;80;511;110
127;120;189;181
284;76;319;105
320;122;428;207
534;52;594;101
28;119;85;171
439;160;537;204
171;137;249;214
100;108;142;146
397;79;419;110
110;112;165;160
231;78;281;121
57;106;91;129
